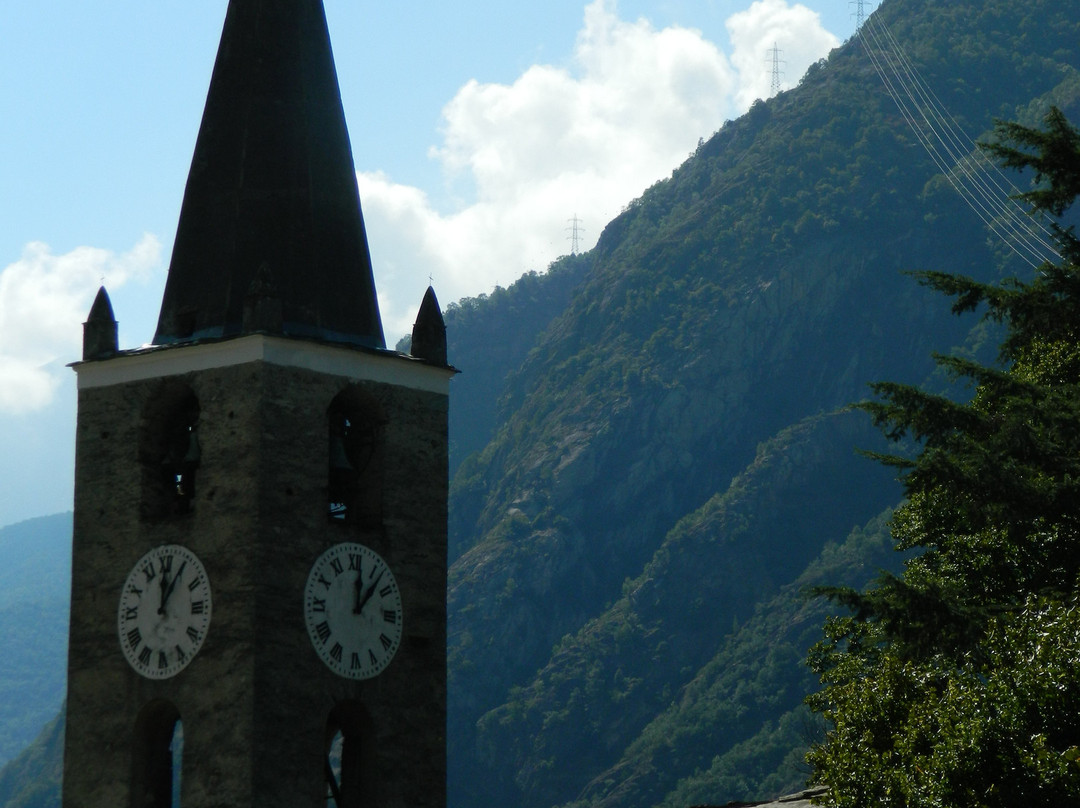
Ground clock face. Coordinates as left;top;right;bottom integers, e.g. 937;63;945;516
117;544;212;679
304;543;403;679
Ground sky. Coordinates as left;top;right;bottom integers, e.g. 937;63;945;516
0;0;870;528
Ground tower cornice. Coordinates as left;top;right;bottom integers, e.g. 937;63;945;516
73;335;454;395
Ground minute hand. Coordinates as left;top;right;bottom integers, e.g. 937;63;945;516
159;561;187;615
355;569;384;615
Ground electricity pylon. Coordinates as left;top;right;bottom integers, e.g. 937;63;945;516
566;214;585;255
851;0;873;30
766;43;785;96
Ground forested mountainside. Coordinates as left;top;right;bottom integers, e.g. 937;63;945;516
438;253;593;481
0;515;70;770
3;0;1079;805
0;711;63;808
443;0;1080;805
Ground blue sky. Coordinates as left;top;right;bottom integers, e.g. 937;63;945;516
0;0;869;528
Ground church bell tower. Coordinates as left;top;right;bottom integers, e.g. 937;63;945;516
63;2;452;807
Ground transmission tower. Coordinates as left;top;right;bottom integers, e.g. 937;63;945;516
850;0;873;30
566;214;585;255
766;43;785;96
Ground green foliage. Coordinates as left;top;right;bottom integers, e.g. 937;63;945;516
447;3;1080;806
472;414;898;808
0;515;70;769
809;601;1080;808
808;109;1080;806
984;106;1080;226
445;253;592;475
0;708;63;808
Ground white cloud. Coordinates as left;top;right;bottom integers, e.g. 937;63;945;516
361;0;737;339
359;0;838;342
0;236;161;414
727;0;840;109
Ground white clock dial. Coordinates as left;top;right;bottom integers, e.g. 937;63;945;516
304;543;403;679
118;544;212;679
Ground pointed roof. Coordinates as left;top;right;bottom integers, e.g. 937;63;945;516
83;286;119;360
153;0;385;349
410;286;448;365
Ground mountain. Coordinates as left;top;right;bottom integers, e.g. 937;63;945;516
0;514;70;769
442;0;1080;806
437;253;594;481
0;711;63;808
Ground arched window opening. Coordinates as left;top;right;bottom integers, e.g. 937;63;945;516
327;390;384;527
326;729;346;806
325;702;375;808
171;722;183;807
140;382;201;519
132;701;182;808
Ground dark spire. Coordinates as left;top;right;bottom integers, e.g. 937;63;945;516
410;287;447;365
153;0;385;349
83;286;118;360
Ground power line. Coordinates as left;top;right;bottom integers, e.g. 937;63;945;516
861;14;1059;268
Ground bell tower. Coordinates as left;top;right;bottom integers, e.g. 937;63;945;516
62;2;452;807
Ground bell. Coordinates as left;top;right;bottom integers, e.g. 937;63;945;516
329;435;355;472
182;428;202;465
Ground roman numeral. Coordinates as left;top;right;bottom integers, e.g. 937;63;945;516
330;558;344;576
191;600;205;615
127;628;142;648
188;577;201;592
379;585;393;598
158;555;173;575
330;643;343;663
158;651;168;670
128;585;143;597
348;553;361;572
138;646;152;666
124;606;138;621
176;645;187;663
311;598;326;613
351;652;362;670
380;633;393;651
186;626;201;643
369;649;378;666
318;574;332;590
315;621;332;644
383;609;397;624
143;564;156;582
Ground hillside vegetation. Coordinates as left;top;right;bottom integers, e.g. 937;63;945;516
0;712;63;808
443;0;1080;805
0;515;70;769
808;107;1080;807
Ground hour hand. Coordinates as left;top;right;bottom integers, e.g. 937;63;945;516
355;569;384;615
159;561;187;614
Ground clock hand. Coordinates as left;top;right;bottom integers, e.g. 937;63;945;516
354;569;384;615
158;565;169;612
158;561;188;615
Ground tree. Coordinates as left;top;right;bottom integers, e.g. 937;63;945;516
806;108;1080;807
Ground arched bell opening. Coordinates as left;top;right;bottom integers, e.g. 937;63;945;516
325;701;376;808
131;700;182;808
140;380;201;520
327;388;385;528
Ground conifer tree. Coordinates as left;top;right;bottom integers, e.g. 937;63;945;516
806;108;1080;807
